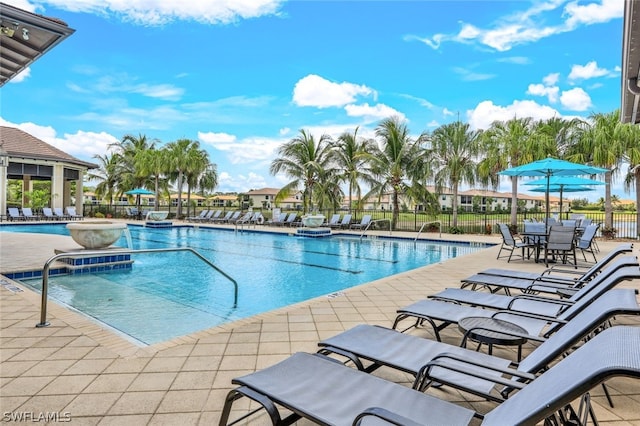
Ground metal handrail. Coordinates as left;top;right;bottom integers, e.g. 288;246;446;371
36;247;238;327
359;219;392;241
415;221;442;242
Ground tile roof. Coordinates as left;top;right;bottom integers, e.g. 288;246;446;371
0;126;97;168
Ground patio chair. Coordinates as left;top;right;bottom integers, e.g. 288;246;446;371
325;214;340;227
543;225;577;267
317;289;640;402
7;207;25;221
283;212;298;227
425;256;637;314
332;213;352;229
53;207;68;220
65;206;83;220
266;212;287;226
576;224;600;263
229;211;251;224
219;326;640;426
41;207;55;220
187;210;208;222
350;214;372;230
21;207;40;221
392;264;640;341
459;244;635;295
496;223;535;262
214;211;234;223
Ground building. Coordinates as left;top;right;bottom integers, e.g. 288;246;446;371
0;126;97;215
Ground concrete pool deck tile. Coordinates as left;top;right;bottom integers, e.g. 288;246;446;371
1;226;639;423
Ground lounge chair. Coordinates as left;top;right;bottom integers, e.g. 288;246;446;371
7;207;25;221
392;264;640;341
53;207;68;220
496;223;535;262
350;214;372;230
65;206;83;220
187;210;208;222
214;211;234;223
425;256;637;313
318;289;640;402
266;212;287;226
229;211;250;224
194;210;216;222
460;244;635;295
220;326;640;426
41;207;55;220
207;210;222;222
283;212;298;227
21;207;40;221
325;214;340;227
331;213;352;229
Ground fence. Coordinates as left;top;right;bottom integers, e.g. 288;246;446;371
81;204;639;239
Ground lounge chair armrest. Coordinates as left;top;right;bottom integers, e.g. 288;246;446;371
417;355;532;393
508;294;574;309
353;407;423;426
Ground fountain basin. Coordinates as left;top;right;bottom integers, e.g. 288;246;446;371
66;221;127;249
301;214;325;228
146;211;169;221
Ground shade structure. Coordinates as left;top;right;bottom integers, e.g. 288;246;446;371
499;158;608;222
125;188;154;213
125;188;155;195
528;185;595;215
522;176;605;187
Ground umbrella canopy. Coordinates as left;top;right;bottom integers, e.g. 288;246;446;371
529;184;595;215
125;188;155;195
522;176;605;187
499;158;608;222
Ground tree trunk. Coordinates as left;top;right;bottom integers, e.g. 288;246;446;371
604;170;613;229
510;176;518;227
452;185;459;227
392;190;399;230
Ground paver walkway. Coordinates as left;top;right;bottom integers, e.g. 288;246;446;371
1;224;638;424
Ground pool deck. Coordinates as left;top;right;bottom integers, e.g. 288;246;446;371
1;220;639;425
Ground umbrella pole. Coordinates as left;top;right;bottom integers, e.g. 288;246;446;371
559;186;564;221
545;174;550;225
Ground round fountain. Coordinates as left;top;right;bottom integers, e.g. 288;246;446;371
66;221;128;249
297;214;331;238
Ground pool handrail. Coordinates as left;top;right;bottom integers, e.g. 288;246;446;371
359;219;392;241
36;247;238;328
415;221;442;241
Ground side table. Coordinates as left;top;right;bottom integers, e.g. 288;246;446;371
458;316;528;361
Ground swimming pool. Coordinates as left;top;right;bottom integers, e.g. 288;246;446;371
2;224;489;344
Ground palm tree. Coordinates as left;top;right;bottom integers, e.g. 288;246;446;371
567;110;625;229
478;117;551;227
166;138;203;218
138;148;170;209
270;129;334;214
183;147;211;217
426;121;482;227
111;133;157;192
365;116;424;230
87;153;121;208
333;127;377;213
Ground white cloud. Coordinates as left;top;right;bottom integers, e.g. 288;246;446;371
292;74;375;108
442;108;455;116
497;56;531;65
527;83;559;103
29;0;285;25
279;127;290;136
0;118;118;162
568;61;614;81
543;73;560;86
560;87;592;111
452;67;495;81
199;133;284;165
466;99;561;130
344;103;405;122
8;67;30;84
409;0;622;52
217;171;269;193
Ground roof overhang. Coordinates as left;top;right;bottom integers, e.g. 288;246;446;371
622;0;640;124
0;2;75;87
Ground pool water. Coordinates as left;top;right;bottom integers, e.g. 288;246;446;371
4;224;488;344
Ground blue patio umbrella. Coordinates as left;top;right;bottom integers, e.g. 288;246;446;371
125;188;154;212
522;175;605;187
499;158;608;222
528;184;595;215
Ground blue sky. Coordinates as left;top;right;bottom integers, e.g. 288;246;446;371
0;0;625;201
